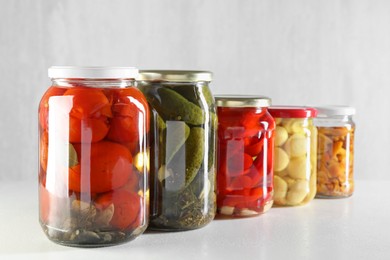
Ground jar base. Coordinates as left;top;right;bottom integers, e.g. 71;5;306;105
40;222;145;248
315;194;353;199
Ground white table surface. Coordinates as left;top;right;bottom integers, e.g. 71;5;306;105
1;180;389;260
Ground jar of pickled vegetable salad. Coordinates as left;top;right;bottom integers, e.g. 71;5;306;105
268;107;317;206
138;70;216;230
39;66;149;247
216;96;275;217
314;106;356;198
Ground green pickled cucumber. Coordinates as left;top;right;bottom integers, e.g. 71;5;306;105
157;113;166;131
158;88;205;125
172;84;215;108
165;121;190;164
201;85;215;107
185;127;205;185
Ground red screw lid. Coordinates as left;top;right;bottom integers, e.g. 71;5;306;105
268;106;318;118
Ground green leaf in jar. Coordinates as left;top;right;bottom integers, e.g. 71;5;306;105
69;143;79;167
185;127;205;185
157;88;205;125
165;121;190;164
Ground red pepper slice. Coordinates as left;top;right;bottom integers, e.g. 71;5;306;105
244;136;264;157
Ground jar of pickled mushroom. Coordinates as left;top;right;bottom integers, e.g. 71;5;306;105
39;66;149;247
216;96;275;217
268;107;317;206
138;70;216;230
314;106;356;198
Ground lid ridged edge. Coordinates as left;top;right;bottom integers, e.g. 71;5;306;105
215;95;271;108
138;70;213;82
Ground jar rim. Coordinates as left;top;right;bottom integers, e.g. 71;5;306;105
215;95;271;108
268;106;318;118
315;105;356;117
138;70;212;82
48;66;139;79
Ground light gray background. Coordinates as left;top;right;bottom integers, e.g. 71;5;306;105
0;0;387;181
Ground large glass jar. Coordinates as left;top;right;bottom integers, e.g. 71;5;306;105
39;67;149;247
138;70;216;230
268;107;317;206
216;96;275;217
314;106;356;198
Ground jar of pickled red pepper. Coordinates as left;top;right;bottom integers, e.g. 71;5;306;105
138;70;216;230
39;66;149;247
314;106;356;198
268;107;317;206
216;96;275;217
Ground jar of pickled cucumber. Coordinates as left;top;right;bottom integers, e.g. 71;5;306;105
39;66;149;247
268;107;317;206
138;70;216;230
215;96;275;217
314;106;356;198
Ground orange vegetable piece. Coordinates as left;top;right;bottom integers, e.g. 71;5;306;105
69;142;132;193
40;131;49;171
95;190;141;230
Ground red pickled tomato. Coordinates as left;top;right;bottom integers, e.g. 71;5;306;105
120;168;140;193
69;142;132;193
69;116;109;143
39;87;67;130
40;131;49;172
107;88;150;143
95;190;141;230
64;87;112;119
108;116;139;143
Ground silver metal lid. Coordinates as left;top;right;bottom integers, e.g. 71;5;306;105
138;70;213;82
215;95;271;108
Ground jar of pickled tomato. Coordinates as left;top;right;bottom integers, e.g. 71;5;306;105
314;106;356;198
215;96;275;217
39;66;149;247
268;107;317;206
138;70;216;230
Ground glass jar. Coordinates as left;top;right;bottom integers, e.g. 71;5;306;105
138;70;216;230
216;96;275;217
39;66;149;247
314;106;356;198
268;107;317;206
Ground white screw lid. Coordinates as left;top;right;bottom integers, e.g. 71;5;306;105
48;66;139;79
315;105;356;117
